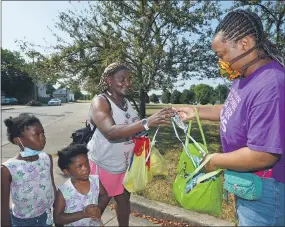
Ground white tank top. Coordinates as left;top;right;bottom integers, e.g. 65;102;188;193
87;96;140;173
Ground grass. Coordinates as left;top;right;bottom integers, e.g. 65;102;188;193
135;104;237;224
76;100;92;103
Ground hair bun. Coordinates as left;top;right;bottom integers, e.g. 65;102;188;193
4;117;14;128
19;113;30;118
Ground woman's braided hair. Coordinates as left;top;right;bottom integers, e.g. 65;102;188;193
214;9;284;67
97;62;131;93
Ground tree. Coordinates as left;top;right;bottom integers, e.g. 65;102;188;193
68;83;84;100
19;1;222;118
145;93;150;104
194;84;214;105
170;90;181;104
161;90;171;104
210;90;218;105
180;89;195;104
215;84;230;104
189;84;196;91
150;93;159;103
1;49;34;103
46;83;56;95
231;0;285;56
74;90;83;100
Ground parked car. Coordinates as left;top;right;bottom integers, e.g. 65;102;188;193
48;98;62;106
2;97;18;105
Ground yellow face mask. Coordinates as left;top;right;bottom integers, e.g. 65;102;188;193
217;45;260;80
218;59;241;80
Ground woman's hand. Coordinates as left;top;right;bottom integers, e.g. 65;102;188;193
201;153;219;173
175;106;196;121
147;107;176;127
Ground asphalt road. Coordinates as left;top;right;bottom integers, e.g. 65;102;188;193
1;103;90;161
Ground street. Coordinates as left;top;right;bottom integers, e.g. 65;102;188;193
1;103;90;160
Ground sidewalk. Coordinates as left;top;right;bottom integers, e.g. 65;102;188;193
1;105;29;111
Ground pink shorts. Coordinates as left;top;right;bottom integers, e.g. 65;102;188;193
254;169;272;178
89;160;126;197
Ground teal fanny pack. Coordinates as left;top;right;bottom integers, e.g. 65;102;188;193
224;170;263;200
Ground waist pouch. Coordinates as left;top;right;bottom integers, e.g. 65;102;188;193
224;170;263;200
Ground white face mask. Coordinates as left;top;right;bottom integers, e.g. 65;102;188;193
18;138;40;158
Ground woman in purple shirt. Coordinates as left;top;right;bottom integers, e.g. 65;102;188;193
177;10;284;226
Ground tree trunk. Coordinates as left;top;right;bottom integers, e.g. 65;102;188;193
34;82;38;100
139;88;146;119
276;16;281;44
127;95;140;114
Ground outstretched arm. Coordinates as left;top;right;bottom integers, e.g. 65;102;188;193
91;96;175;141
176;105;223;121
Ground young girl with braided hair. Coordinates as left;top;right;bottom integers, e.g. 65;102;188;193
176;10;284;226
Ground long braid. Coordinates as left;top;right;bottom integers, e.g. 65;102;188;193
215;9;284;67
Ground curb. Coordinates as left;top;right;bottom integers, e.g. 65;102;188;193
129;195;235;226
1;107;15;111
1;105;29;111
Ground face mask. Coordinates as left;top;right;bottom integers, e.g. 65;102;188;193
218;45;260;80
18;138;41;158
218;60;241;80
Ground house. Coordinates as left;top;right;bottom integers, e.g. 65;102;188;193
53;89;75;103
37;81;47;97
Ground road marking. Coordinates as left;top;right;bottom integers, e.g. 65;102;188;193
42;112;74;128
1;112;74;147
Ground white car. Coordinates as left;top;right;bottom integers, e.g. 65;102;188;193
48;98;62;106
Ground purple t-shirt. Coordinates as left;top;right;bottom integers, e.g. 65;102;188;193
220;61;285;184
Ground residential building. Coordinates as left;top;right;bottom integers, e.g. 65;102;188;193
53;88;75;103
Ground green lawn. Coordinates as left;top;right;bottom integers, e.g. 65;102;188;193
136;104;237;224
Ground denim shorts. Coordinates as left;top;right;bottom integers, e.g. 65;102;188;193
10;211;52;227
236;178;285;226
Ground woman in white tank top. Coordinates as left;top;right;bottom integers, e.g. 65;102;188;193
87;62;174;226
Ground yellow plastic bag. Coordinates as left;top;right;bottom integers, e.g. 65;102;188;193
150;147;168;176
123;141;153;193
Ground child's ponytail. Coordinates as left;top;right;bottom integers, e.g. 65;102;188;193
4;117;14;128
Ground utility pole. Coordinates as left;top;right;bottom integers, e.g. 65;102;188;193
32;55;38;100
31;51;41;101
66;87;68;103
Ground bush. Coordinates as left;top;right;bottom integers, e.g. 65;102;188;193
170;90;181;104
26;100;42;106
38;97;51;104
150;93;159;103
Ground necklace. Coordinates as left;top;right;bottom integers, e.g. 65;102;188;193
106;91;130;119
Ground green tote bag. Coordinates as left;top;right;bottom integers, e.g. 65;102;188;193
172;110;223;216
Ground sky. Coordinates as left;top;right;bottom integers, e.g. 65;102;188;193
2;1;232;95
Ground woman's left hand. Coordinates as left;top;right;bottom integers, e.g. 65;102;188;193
201;154;218;173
